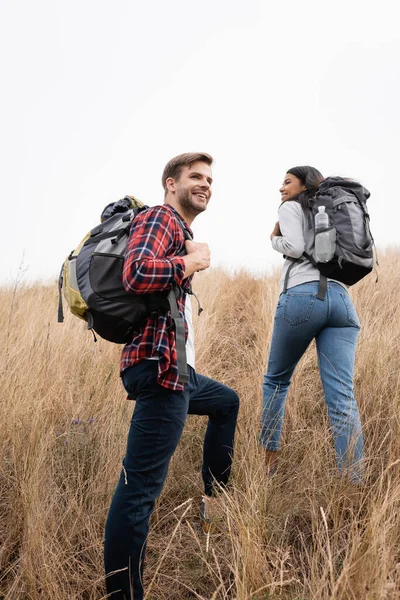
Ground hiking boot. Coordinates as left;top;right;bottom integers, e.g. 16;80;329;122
200;495;225;534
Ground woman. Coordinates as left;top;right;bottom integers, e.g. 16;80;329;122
260;166;364;483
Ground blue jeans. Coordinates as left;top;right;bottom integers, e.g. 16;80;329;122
104;360;239;600
260;281;364;482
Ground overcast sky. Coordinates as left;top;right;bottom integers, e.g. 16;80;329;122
1;0;399;284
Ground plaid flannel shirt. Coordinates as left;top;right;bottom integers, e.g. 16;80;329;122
120;204;193;391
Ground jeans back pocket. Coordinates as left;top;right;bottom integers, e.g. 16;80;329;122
340;292;361;328
283;292;317;326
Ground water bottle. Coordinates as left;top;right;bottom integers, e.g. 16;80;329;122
314;206;335;263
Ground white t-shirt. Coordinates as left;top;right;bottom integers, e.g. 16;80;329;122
184;294;195;369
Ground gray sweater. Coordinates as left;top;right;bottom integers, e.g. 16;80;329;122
272;201;346;294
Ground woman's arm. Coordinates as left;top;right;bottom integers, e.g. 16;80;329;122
270;201;305;258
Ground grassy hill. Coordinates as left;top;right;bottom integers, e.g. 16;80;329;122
0;251;399;599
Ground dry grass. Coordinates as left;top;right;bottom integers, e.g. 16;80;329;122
0;249;399;599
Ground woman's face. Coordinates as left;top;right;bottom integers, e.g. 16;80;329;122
279;173;306;202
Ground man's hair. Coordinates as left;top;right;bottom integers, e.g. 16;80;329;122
162;152;213;194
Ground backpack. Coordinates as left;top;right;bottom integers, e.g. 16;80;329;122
58;196;192;383
284;177;377;299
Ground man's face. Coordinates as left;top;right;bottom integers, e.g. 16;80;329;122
173;161;213;216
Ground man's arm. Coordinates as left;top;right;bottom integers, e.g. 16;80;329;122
123;206;186;294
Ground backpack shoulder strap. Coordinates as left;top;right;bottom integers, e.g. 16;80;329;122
57;262;65;323
167;288;189;384
283;257;298;293
283;252;327;300
303;252;327;300
166;208;193;385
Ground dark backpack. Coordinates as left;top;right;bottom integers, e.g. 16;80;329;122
285;177;377;299
58;196;193;383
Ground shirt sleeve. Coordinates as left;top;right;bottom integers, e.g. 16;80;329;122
122;206;186;294
271;201;306;258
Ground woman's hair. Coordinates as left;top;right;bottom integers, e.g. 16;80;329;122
286;166;325;209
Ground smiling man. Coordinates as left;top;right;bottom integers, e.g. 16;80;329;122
104;152;240;600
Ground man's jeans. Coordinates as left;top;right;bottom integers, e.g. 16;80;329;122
260;282;364;482
104;360;239;600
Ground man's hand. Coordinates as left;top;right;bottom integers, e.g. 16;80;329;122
183;240;211;277
270;221;281;240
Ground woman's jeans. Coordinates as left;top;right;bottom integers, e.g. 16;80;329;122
260;281;364;482
104;360;239;600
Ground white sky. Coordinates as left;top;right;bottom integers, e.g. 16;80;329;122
1;0;399;284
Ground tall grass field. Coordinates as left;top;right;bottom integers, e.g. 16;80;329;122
1;251;399;599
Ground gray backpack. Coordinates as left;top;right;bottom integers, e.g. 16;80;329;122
285;177;377;299
58;196;192;383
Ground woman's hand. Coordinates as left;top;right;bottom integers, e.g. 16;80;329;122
270;221;281;240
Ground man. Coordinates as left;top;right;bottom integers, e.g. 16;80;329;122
104;152;240;599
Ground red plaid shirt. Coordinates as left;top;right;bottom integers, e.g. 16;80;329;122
120;204;193;391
